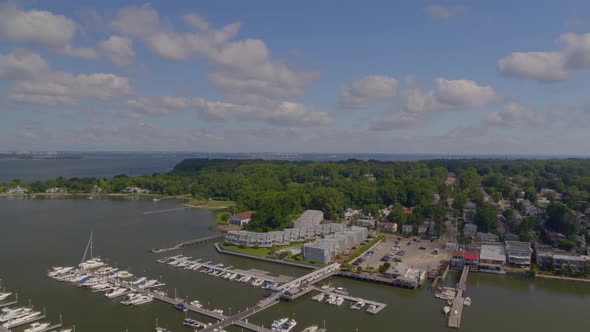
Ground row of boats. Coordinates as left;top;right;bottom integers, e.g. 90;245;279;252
270;317;297;331
435;286;472;315
157;255;278;289
0;291;71;332
311;293;379;314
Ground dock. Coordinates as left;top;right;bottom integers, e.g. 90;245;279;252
3;315;45;329
448;266;469;329
312;287;387;314
37;323;62;332
151;233;225;253
143;207;186;215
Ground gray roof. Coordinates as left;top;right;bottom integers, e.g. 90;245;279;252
480;245;506;262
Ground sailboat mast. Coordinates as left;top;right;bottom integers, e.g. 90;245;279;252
81;231;93;263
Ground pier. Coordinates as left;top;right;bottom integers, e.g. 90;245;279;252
36;323;63;332
3;314;45;329
151;233;225;253
143;207;187;215
0;300;17;308
448;266;469;329
312;287;387;314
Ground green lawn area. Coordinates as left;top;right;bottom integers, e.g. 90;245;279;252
221;244;272;257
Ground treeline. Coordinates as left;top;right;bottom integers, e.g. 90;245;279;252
2;158;590;234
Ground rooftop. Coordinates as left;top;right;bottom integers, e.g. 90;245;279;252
480;245;506;262
505;241;533;252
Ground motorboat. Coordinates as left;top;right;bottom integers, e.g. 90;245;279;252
212;309;224;315
47;267;74;278
0;307;34;322
335;297;344;306
311;293;325;302
0;292;12;302
105;287;128;299
189;300;202;308
333;287;348;295
464;297;471;306
174;303;188;312
155;328;171;332
280;319;297;332
443;306;451;315
2;312;42;328
138;280;158;289
79;258;105;270
270;318;288;331
116;271;134;279
131;277;146;285
126;294;153;305
325;294;336;305
302;326;319;332
24;322;50;332
351;301;365;310
366;304;378;314
252;279;264;287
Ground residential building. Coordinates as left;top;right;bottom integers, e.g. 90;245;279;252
537;197;550;208
450;250;479;271
479;245;507;273
463;201;476;220
123;186;149;194
292;210;324;228
356;218;375;229
552;254;589;272
505;241;533;268
477;232;499;242
45;187;63;193
342;208;359;220
8;186;27;194
445;242;459;251
302;226;368;264
225;223;346;248
402;224;413;236
228;211;255;227
378;221;398;233
463;223;477;238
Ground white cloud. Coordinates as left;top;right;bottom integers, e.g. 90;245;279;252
424;4;465;21
111;3;319;123
0;3;76;47
125;96;191;115
57;44;99;60
0;50;133;106
194;98;332;127
370;112;424;131
97;36;135;67
485;102;545;127
498;32;590;82
338;75;399;108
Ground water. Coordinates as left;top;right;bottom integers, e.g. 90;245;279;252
0;197;588;331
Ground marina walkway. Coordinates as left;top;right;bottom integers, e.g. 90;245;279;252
448;266;469;329
151;233;225;253
0;300;17;308
199;293;281;332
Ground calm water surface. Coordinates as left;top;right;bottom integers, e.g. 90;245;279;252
0;198;588;332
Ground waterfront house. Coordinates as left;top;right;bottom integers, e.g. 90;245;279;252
479;245;507;273
45;187;63;193
377;221;398;233
450;250;479;270
8;186;27;194
228;211;255;227
505;241;533;268
123;186;149;194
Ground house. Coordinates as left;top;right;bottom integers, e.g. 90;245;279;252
377;221;398;233
540;188;562;200
8;186;27;194
520;200;540;216
402;224;413;236
450;250;479;271
537;197;550;208
356;218;375;229
45;187;63;193
228;211;255;227
479;245;507;273
505;241;533;268
504;234;520;241
463;223;477;238
463;202;477;220
418;223;428;238
477;232;499;242
419;221;435;239
123;186;149;194
342;208;360;220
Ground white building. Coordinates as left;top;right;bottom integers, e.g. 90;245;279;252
303;226;368;264
479;245;507;273
291;210;324;228
8;186;27;194
505;241;533;268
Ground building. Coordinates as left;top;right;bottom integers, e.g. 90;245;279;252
463;201;477;220
225;223;346;248
292;210;324;228
8;186;27;194
450;250;479;271
402;224;413;236
342;208;360;220
505;241;533;268
45;187;63;193
479;245;507;273
383;262;426;287
552;254;589;272
463;223;477;238
477;232;499;242
228;211;255;227
122;186;149;194
356;218;375;229
302;226;368;264
378;221;398;233
537;197;550;208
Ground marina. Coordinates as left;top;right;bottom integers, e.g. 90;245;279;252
448;266;470;329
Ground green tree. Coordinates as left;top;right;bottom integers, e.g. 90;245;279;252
474;203;497;232
387;202;407;224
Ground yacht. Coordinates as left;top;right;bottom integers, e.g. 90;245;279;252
189;300;203;308
325;294;336;305
302;326;319;332
174;303;188;312
24;322;51;332
443;306;451;315
0;292;12;301
0;307;34;322
2;312;42;328
351;301;365;310
116;271;134;279
131;277;146;285
335;297;344;306
366;304;378;315
279;319;297;332
105;287;128;299
69;273;90;283
121;293;141;305
128;294;153;305
311;293;325;302
270;318;289;331
139;280;158;289
47;267;75;278
79;258;105;270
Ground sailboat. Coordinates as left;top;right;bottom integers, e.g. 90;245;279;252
79;232;105;270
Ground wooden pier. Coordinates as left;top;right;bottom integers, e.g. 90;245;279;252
0;300;17;308
448;266;469;329
151;233;225;253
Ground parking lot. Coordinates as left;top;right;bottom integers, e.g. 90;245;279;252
354;234;449;271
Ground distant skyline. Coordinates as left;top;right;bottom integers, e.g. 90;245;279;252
1;1;590;155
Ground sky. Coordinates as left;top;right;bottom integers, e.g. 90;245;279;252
1;0;590;155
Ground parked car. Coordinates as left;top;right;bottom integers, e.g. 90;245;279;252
419;246;427;250
393;257;402;263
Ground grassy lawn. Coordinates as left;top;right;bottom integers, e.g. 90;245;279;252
185;199;235;210
221;244;272;257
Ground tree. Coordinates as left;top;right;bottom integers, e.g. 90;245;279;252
546;202;579;236
474;203;497;232
378;262;391;274
387;202;407;224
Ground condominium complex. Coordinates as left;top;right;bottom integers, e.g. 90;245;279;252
303;226;368;264
225;223;345;248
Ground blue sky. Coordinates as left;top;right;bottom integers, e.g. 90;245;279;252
1;0;590;155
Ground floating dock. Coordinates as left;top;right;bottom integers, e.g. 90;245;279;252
0;300;17;308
